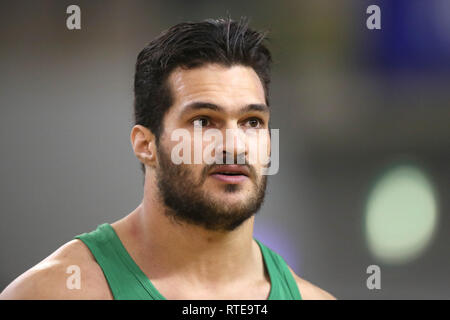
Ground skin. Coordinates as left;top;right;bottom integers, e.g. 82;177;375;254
0;63;336;300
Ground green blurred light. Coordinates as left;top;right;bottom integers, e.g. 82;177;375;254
365;164;438;264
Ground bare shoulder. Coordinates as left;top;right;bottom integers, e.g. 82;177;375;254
287;265;337;300
0;239;112;300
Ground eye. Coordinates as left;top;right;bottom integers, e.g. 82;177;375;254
192;117;210;128
244;117;264;128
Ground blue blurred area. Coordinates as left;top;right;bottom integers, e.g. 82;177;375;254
367;0;450;72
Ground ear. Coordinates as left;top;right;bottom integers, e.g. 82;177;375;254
130;125;157;169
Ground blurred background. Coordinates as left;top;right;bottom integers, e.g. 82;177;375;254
1;0;449;299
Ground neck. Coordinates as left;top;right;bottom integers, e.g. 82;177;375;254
113;173;260;285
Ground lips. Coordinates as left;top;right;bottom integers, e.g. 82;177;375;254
209;165;250;184
210;165;250;176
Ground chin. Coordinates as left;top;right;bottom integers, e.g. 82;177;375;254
209;190;252;206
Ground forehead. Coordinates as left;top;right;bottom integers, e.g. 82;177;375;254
167;63;266;113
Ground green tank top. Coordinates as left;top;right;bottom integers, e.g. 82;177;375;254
74;223;302;300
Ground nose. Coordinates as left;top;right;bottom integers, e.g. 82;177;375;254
217;125;247;165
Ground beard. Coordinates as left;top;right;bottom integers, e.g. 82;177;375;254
155;144;268;232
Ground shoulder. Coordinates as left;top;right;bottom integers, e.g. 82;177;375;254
287;265;337;300
0;239;113;300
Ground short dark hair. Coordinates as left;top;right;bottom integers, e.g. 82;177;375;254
133;17;272;175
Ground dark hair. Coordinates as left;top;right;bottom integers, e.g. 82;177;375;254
133;17;272;175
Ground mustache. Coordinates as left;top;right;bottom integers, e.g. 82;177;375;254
200;152;257;182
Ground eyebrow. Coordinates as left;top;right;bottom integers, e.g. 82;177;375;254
180;101;269;116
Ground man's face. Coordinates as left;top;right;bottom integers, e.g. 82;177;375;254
155;63;270;232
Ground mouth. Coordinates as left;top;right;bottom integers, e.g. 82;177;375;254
209;165;250;184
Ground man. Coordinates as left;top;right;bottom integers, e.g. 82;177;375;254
0;17;335;300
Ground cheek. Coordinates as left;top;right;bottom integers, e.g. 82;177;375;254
162;128;195;165
247;130;271;167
